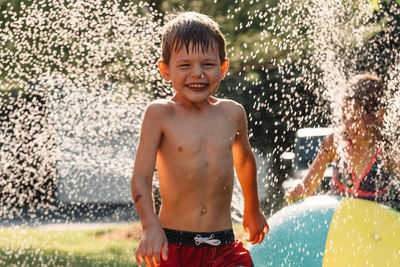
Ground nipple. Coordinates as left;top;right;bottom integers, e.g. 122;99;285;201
201;207;207;215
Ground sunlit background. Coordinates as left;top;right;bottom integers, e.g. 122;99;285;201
1;0;400;266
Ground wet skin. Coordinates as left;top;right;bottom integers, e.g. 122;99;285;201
131;42;268;266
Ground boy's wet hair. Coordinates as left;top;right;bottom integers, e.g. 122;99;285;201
160;12;226;65
345;73;386;116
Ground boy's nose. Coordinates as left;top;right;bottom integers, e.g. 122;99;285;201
191;65;204;78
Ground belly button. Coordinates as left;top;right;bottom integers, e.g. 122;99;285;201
201;207;207;215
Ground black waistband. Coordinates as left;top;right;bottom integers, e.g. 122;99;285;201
163;228;235;247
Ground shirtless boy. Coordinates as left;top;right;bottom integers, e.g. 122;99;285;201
131;12;269;267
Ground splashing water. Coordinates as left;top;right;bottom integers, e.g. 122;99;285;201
254;0;400;207
0;0;166;221
1;0;400;264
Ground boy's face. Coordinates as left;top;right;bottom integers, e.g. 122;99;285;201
158;41;229;103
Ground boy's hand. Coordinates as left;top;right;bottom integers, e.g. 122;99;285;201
284;183;305;204
243;208;269;244
135;225;168;267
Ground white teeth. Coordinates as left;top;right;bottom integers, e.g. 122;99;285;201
188;83;206;88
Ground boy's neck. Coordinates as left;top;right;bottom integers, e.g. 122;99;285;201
172;94;217;110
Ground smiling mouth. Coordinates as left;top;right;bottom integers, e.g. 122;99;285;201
186;83;208;91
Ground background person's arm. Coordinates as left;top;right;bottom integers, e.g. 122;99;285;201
285;134;336;203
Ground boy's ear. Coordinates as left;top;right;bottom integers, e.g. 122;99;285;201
220;59;229;79
158;60;171;82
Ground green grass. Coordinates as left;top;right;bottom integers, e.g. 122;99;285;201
0;224;139;267
0;223;247;266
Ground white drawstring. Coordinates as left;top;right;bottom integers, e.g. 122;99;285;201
194;234;221;246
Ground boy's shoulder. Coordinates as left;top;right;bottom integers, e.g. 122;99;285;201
214;98;244;111
215;98;246;119
145;99;174;112
143;99;175;121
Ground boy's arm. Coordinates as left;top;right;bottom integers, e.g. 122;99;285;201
232;103;269;244
131;102;168;267
285;134;336;203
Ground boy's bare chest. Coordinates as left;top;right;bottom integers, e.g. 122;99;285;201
162;112;237;154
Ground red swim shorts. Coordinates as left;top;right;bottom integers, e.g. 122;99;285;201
159;228;254;267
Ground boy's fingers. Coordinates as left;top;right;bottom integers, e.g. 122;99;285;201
152;255;160;266
142;256;148;266
135;248;143;265
246;231;256;243
152;253;160;266
152;244;162;265
257;232;265;244
143;249;152;267
162;241;169;261
150;248;160;267
244;227;251;240
136;255;142;266
143;256;150;267
252;233;260;244
264;225;269;235
244;232;250;241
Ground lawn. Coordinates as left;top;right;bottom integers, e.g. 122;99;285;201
0;222;247;266
0;223;139;267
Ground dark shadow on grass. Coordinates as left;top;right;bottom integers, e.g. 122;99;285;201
1;202;138;227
